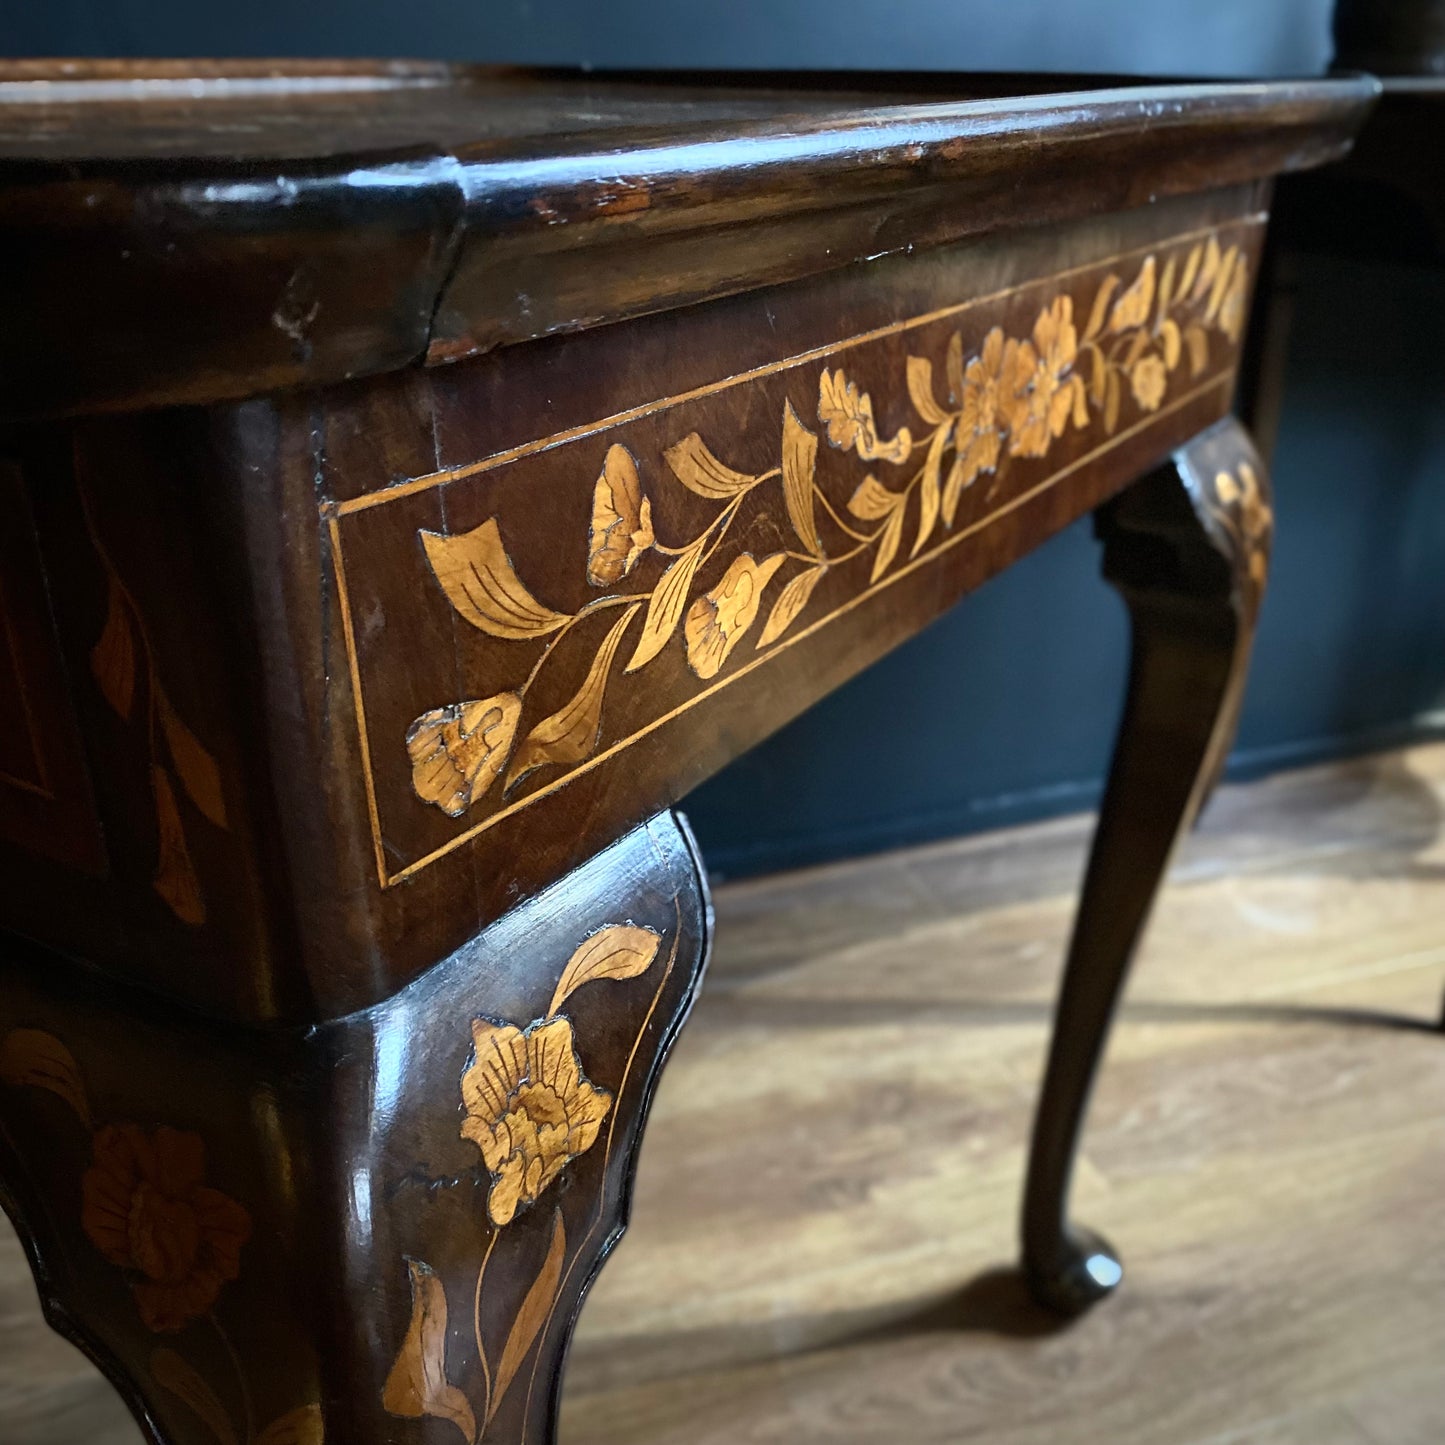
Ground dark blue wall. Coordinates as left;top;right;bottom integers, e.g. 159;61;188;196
5;0;1332;75
9;3;1444;880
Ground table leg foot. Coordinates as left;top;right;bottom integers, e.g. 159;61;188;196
1023;1225;1123;1317
1021;417;1273;1317
0;811;710;1444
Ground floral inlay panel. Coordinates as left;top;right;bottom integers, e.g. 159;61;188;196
1210;459;1273;606
0;1029;321;1444
381;921;672;1443
82;494;230;926
326;224;1256;883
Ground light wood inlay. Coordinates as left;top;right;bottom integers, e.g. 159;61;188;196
331;221;1258;888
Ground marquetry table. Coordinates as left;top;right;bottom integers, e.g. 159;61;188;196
0;62;1375;1445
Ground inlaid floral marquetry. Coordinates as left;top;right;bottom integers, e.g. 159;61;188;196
381;920;673;1444
325;223;1258;888
1210;460;1274;607
0;1029;322;1444
82;493;230;925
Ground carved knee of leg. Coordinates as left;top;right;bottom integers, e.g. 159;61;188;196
0;812;710;1445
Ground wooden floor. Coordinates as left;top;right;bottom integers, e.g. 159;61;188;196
3;744;1443;1444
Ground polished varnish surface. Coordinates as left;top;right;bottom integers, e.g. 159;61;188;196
0;63;1376;1445
0;61;1370;419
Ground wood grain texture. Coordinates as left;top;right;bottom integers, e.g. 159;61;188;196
0;65;1375;421
3;744;1443;1443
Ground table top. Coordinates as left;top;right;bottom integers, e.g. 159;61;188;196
0;62;1377;423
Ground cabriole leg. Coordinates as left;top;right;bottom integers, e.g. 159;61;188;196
0;811;710;1444
1022;417;1273;1314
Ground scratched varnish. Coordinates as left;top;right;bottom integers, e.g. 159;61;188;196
3;744;1443;1445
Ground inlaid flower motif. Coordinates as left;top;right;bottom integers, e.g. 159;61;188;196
461;1016;613;1227
818;368;912;464
82;1124;251;1332
1002;297;1081;458
954;326;1008;486
407;694;522;817
1130;353;1168;412
1218;255;1250;344
1215;462;1272;586
683;552;784;679
588;444;655;587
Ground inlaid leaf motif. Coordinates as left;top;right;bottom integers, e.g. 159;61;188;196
1184;323;1209;377
940;455;969;529
256;1406;324;1445
1088;346;1109;405
151;766;205;926
906;356;949;425
871;504;906;584
1154;253;1177;329
382;1259;478;1444
911;423;951;558
1083;273;1120;344
781;400;821;556
1218;255;1250;343
1202;242;1236;322
1160;318;1183;371
508;605;640;790
489;1210;566;1425
407;694;522;816
1109;255;1156;332
758;564;826;648
157;689;227;829
587;445;654;587
1205;245;1240;326
151;1348;240;1445
0;1029;91;1127
1178;241;1203;300
625;534;706;673
422;519;570;640
1191;235;1222;303
548;923;662;1016
91;576;135;719
663;433;756;499
945;330;966;407
847;476;902;521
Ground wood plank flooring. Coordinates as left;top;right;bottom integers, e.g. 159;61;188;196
3;744;1443;1444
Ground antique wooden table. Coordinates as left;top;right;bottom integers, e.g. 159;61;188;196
0;62;1375;1445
